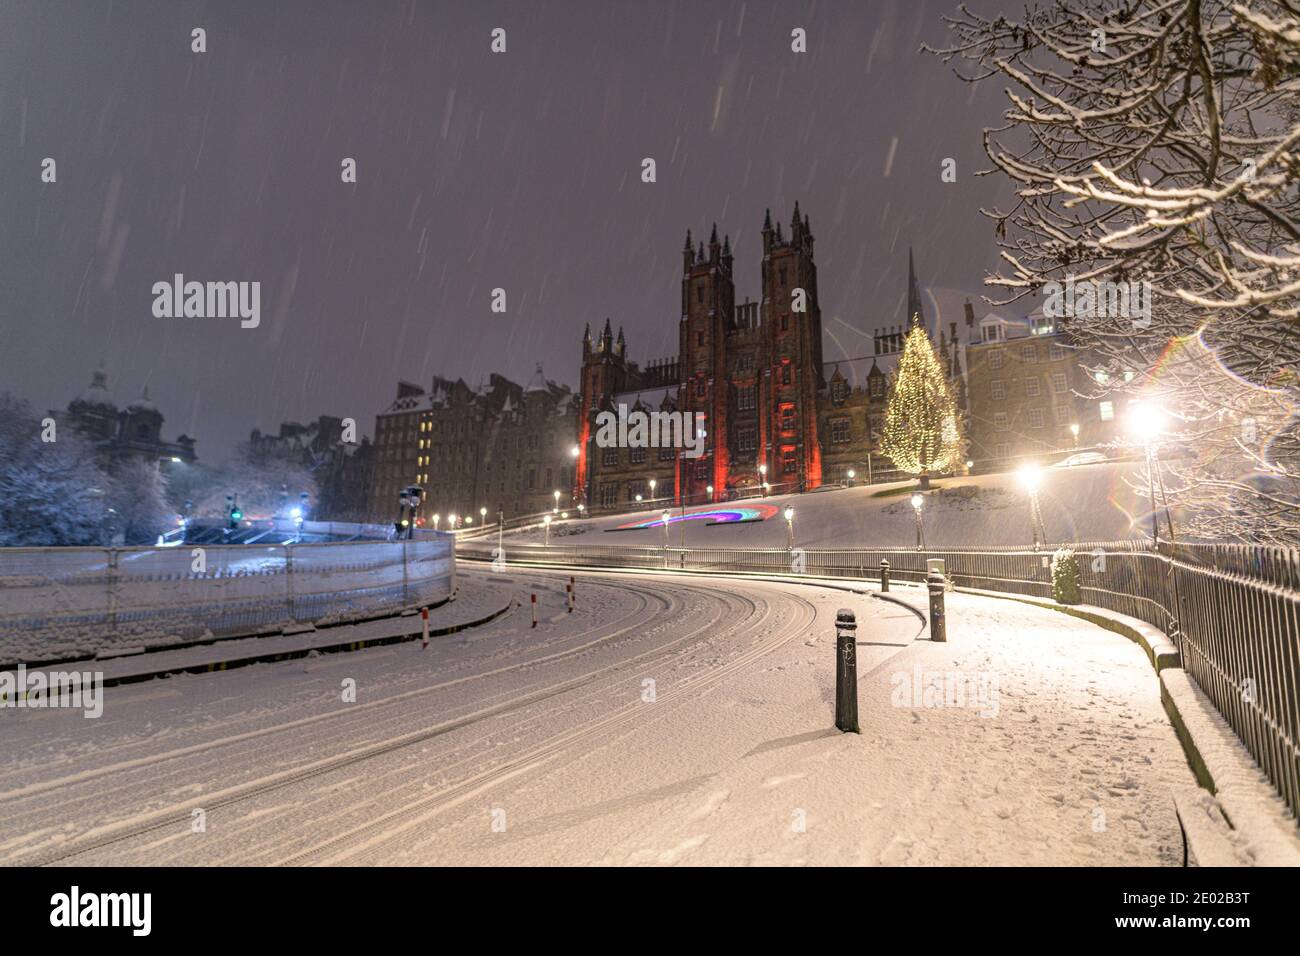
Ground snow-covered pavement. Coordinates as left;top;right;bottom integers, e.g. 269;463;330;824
0;568;1196;865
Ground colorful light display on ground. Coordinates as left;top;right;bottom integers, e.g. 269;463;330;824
615;504;780;529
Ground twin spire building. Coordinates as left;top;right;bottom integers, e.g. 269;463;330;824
576;203;826;507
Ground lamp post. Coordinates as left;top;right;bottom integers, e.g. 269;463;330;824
1069;422;1080;448
1128;402;1166;546
649;478;657;502
432;514;440;532
784;506;795;550
759;464;768;495
543;513;552;547
846;468;856;488
1017;462;1045;551
706;484;714;503
553;489;560;513
911;492;925;552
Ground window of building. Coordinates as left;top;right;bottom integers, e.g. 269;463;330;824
630;446;646;464
599;483;618;508
988;349;1004;370
1054;404;1070;426
602;447;619;466
780;404;796;431
738;385;756;411
781;363;792;385
528;469;537;489
830;418;851;444
1052;372;1068;394
1099;401;1114;422
659;445;675;461
737;428;756;452
1025;376;1041;398
994;412;1009;431
696;379;706;397
868;375;884;400
991;380;1006;401
1048;343;1066;361
994;442;1010;458
1028;408;1045;429
782;448;797;474
1021;344;1037;363
627;481;646;501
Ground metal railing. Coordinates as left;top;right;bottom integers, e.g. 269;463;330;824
0;536;455;667
465;538;1299;821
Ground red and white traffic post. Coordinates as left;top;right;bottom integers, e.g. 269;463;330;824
420;606;430;649
531;593;537;628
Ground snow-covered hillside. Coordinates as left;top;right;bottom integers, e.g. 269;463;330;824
507;460;1153;551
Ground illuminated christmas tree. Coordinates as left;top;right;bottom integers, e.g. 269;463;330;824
880;320;966;487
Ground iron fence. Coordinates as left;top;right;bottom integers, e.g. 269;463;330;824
0;537;455;667
465;538;1299;820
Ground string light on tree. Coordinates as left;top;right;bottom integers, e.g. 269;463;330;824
880;321;966;489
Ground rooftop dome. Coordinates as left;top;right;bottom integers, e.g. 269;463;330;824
126;386;159;414
74;368;117;410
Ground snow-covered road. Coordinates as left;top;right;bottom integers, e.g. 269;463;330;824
0;567;1195;865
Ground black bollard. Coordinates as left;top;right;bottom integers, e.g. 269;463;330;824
927;568;947;642
879;558;890;593
834;609;860;733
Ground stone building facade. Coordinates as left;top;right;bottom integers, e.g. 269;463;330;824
964;312;1122;467
369;367;578;526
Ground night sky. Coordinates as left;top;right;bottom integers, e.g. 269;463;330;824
0;0;1019;462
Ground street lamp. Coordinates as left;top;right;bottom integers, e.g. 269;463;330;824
910;492;926;551
846;468;856;487
1069;422;1080;447
649;478;657;500
543;513;552;547
1017;462;1045;551
706;483;714;502
661;510;671;548
759;463;768;495
553;489;560;512
635;494;643;503
448;512;457;531
570;444;580;459
432;514;440;531
784;506;795;550
1128;402;1166;545
480;506;487;524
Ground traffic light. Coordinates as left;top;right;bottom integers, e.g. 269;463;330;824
227;494;242;529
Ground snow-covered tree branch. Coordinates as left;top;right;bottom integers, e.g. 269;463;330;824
927;0;1300;543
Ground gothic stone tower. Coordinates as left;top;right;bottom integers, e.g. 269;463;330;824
575;318;631;506
758;202;823;490
678;224;736;501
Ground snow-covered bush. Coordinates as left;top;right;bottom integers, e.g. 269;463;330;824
1051;547;1082;606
